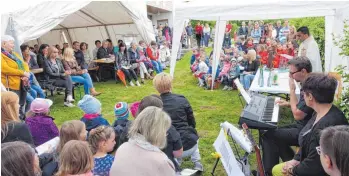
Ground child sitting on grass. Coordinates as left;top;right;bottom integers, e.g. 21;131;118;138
222;58;240;91
194;54;209;87
113;102;132;150
78;95;110;133
89;126;116;176
25;98;58;146
56;140;94;176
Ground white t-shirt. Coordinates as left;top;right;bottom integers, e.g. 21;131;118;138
298;36;322;72
203;27;211;34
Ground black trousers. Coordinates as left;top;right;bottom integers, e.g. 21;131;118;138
261;125;301;175
196;34;202;48
52;76;73;95
121;68;137;82
10;86;27;120
222;76;237;86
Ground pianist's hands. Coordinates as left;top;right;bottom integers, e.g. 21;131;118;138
276;99;290;107
282;159;300;175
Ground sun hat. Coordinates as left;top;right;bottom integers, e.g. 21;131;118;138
30;98;53;114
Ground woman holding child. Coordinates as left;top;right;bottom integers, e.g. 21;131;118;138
240;49;259;90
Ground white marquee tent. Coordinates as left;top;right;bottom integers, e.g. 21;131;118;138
170;0;349;87
1;1;155;58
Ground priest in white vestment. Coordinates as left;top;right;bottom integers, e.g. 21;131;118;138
297;26;322;72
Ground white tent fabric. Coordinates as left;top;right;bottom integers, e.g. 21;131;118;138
2;1;155;54
171;0;349;80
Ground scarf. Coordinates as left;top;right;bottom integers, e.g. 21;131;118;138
1;48;25;70
83;113;100;120
129;133;161;152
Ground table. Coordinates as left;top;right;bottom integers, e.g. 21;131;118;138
30;68;43;74
249;68;300;99
93;58;115;81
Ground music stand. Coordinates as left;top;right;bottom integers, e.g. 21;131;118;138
234;78;251;107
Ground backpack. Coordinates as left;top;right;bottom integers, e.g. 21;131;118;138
112;120;132;152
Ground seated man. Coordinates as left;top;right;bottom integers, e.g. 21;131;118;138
262;56;314;175
97;40;112;59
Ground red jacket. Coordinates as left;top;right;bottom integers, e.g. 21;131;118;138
195;25;203;35
146;47;159;61
259;51;268;65
273;49;287;68
226;24;232;33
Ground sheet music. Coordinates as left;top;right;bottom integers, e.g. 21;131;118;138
234;78;251;104
213;129;244;176
221;122;252;153
35;137;59;155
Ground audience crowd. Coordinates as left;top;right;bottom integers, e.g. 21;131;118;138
189;20;322;91
1;19;348;176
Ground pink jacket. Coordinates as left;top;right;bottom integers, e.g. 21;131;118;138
219;61;232;77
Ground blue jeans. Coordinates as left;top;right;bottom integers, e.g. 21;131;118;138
30;85;45;98
71;73;94;94
240;74;255;89
204;33;210;47
151;60;163;74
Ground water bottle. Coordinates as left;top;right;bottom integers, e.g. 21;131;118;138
267;70;272;87
258;68;264;87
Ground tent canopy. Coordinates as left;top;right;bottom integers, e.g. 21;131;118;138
170;0;349;80
2;1;155;55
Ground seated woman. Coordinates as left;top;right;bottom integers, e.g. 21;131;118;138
1;141;41;176
147;41;163;74
159;41;171;69
240;49;259;90
129;42;152;84
80;42;97;69
116;42;140;87
62;48;101;96
319;125;349;176
21;44;39;69
272;73;348;176
153;73;204;171
1;91;34;145
44;46;74;107
37;44;49;68
110;107;175;175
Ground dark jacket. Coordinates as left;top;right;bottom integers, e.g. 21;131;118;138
1;121;34;146
97;47;110;59
74;50;87;69
238;26;249;36
116;52;131;69
292;105;348;176
80;114;110;132
161;92;198;150
244;60;260;75
28;54;40;69
43;58;65;80
128;47;139;64
37;53;46;68
112;119;131;151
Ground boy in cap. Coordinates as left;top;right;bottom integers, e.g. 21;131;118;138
112;102;132;150
79;95;109;133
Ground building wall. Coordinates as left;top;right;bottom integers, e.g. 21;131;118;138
149;12;173;28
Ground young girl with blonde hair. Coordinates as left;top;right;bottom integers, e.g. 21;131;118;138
88;126;116;176
56;140;94;176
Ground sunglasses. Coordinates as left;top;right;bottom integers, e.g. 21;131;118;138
316;146;322;155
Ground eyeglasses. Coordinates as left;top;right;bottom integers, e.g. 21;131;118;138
316;146;322;155
289;70;301;75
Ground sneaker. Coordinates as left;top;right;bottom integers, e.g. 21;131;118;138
227;87;233;91
66;95;75;102
199;83;204;87
141;79;145;84
129;81;135;87
136;81;141;86
222;85;229;90
64;102;75;107
194;162;204;171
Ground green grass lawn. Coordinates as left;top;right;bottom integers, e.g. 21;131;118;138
50;48;293;175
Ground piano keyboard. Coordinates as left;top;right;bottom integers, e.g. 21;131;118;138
261;97;280;123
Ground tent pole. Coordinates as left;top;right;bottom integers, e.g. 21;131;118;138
8;14;23;58
64;29;73;47
105;26;112;40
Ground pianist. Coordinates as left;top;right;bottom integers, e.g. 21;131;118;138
274;73;348;176
261;56;314;175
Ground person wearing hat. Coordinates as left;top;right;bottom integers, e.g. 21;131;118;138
79;95;110;133
1;35;30;120
25;98;59;146
112;102;132;149
222;58;240;91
